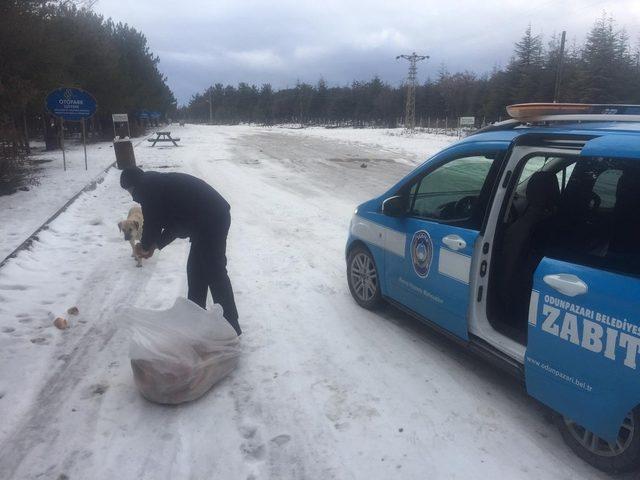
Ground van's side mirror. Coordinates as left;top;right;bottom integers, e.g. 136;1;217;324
382;195;406;217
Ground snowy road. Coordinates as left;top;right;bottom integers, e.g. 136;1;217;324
0;125;618;479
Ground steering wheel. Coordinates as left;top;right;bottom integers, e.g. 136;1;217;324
454;195;477;218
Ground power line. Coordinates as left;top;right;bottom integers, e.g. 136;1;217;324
396;52;429;132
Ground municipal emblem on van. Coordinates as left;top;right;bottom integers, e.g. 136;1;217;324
411;230;433;278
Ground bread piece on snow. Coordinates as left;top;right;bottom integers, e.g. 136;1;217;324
53;317;68;330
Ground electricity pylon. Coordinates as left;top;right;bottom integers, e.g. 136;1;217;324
396;52;429;131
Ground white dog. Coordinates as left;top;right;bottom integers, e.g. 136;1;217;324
118;206;144;267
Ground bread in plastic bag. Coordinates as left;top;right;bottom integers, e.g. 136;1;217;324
118;297;240;404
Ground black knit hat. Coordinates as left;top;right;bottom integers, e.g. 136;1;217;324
120;167;145;189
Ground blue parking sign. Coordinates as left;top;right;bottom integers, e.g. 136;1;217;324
46;88;97;121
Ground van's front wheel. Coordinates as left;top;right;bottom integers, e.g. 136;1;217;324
347;246;382;310
556;408;640;473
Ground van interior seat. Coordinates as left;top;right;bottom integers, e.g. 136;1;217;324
498;171;561;323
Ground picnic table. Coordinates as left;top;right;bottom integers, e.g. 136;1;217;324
148;131;181;147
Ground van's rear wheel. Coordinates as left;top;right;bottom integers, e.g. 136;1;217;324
347;246;382;310
556;408;640;473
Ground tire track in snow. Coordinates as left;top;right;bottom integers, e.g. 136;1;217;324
0;167;161;478
185;134;318;480
187;131;352;480
0;249;158;479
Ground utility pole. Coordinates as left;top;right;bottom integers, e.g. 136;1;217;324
208;88;213;124
396;52;429;132
553;31;566;103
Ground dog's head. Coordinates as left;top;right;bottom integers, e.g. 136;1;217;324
118;219;140;241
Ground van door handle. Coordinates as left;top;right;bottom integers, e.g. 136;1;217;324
543;274;588;297
442;234;466;251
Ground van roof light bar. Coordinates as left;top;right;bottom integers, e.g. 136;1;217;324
506;103;640;121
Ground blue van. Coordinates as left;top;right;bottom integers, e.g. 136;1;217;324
345;104;640;473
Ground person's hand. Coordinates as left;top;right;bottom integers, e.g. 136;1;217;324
135;243;156;259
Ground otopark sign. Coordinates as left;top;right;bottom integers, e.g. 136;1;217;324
45;87;98;171
46;87;97;121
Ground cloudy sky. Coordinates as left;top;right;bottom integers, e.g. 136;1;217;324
93;0;640;105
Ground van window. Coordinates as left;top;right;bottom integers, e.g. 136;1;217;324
555;163;575;192
547;158;640;277
517;156;547;185
408;153;498;229
515;156;574;192
592;168;622;209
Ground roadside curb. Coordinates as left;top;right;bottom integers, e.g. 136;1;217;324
0;136;148;270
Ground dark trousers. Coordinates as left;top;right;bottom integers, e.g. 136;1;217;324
187;213;241;335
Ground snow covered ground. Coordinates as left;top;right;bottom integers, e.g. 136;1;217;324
273;125;456;163
0;125;620;479
0;137;143;261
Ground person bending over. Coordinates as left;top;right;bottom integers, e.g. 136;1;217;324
120;167;241;335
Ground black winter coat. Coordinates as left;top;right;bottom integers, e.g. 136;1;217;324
132;171;230;250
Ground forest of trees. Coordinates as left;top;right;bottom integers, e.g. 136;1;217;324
0;0;176;154
2;2;639;162
182;16;640;127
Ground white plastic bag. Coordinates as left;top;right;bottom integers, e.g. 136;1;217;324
118;297;240;404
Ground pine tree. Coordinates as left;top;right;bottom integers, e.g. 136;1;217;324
578;14;635;102
1;2;176;139
507;25;545;103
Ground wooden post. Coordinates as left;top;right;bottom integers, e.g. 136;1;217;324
22;110;30;154
60;118;66;171
82;118;88;170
